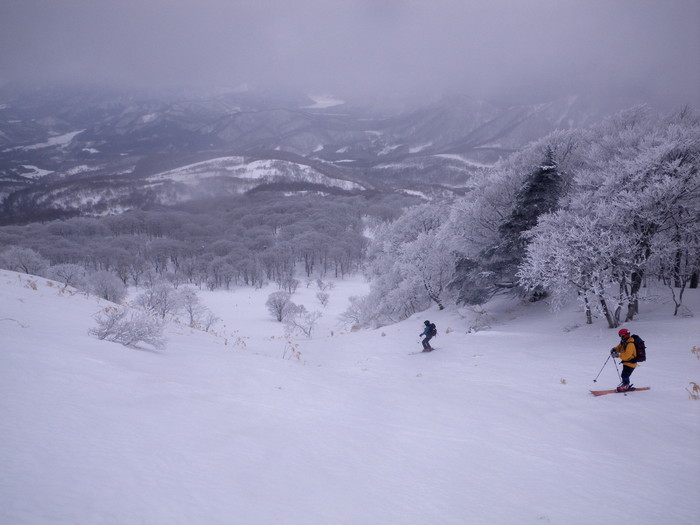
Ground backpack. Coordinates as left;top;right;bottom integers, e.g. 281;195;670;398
631;334;646;362
429;323;437;337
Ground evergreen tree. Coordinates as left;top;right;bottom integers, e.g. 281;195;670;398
451;147;565;304
499;147;562;253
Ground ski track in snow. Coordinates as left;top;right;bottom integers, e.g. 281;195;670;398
1;270;699;525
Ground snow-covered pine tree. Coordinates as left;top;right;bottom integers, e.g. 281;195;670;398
450;146;565;304
495;146;564;293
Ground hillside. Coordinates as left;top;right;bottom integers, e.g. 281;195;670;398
1;270;699;525
0;86;649;222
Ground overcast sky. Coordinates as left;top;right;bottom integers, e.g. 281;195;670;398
1;0;698;106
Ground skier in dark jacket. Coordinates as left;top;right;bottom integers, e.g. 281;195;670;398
611;328;638;392
420;320;436;352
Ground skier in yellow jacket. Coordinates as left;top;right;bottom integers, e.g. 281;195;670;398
611;328;638;392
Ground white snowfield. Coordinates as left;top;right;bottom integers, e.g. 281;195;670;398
147;156;364;192
16;130;85;151
1;269;699;525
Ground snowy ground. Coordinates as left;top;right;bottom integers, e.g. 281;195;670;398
1;270;699;525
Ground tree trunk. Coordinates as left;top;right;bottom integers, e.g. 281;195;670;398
674;248;683;288
583;294;592;325
671;280;687;316
599;294;616;328
424;282;444;310
430;294;445;310
614;278;628;325
613;305;622;325
625;271;643;321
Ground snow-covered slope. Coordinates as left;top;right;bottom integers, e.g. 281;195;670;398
147;156;365;192
1;270;699;525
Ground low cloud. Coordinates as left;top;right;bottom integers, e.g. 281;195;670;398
1;0;698;107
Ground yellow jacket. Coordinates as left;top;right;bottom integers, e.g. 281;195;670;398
614;337;638;368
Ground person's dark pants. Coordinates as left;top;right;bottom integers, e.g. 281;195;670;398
621;365;635;384
422;335;433;349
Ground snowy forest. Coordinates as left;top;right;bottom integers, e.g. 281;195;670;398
359;106;700;327
1;106;699;332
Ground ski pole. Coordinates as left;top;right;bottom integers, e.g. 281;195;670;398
593;354;611;383
612;357;622;381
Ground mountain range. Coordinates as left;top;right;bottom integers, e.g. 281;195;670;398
0;84;647;222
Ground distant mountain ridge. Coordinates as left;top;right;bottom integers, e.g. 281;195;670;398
0;84;648;222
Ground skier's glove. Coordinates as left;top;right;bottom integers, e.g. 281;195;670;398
610;348;617;356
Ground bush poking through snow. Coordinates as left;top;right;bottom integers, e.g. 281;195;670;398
89;306;166;350
316;291;330;307
282;340;302;361
284;304;321;338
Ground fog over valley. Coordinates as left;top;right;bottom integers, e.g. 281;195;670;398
1;0;698;108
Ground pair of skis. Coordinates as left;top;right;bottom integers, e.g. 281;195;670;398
408;348;435;355
590;387;650;396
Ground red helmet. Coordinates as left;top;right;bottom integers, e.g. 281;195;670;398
618;328;630;338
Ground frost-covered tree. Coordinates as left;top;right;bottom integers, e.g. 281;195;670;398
134;281;182;319
47;263;88;290
266;291;293;322
338;295;372;329
649;229;700;316
315;279;334;292
284;304;321;338
89;270;128;304
0;246;49;276
519;106;700;323
568;106;700;319
518;209;628;327
205;257;236;291
449;143;568;304
278;276;300;294
360;204;448;323
316;291;330;307
179;286;219;330
399;231;455;310
89;306;166;350
495;146;565;285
